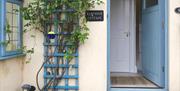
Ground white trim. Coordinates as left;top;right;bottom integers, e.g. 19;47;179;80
129;0;137;73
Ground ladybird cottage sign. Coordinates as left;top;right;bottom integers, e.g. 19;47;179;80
86;10;104;21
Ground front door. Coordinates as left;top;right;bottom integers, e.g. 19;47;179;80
110;0;131;72
141;0;165;87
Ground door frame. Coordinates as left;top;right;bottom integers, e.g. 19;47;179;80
107;0;169;91
110;0;136;73
129;0;136;73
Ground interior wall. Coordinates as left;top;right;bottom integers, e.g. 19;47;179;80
110;0;137;73
110;0;131;72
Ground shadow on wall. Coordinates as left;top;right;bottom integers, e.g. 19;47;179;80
136;0;142;71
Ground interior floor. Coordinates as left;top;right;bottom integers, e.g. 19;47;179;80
111;73;158;88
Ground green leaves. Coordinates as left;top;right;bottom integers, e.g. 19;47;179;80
6;21;12;33
0;41;10;46
71;26;89;45
64;48;74;62
20;0;103;61
26;48;34;54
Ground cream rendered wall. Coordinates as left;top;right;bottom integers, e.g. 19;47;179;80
22;30;44;88
0;58;24;91
79;0;107;91
22;1;107;91
169;0;180;91
22;0;44;88
20;0;180;91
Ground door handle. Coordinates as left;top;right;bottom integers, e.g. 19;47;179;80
124;32;129;37
126;33;129;37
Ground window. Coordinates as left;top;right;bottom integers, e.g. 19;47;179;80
145;0;158;8
0;0;23;60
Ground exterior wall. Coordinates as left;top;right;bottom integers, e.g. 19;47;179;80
0;0;25;91
169;0;180;91
22;1;107;91
79;1;107;91
0;58;24;91
22;30;44;88
0;0;180;91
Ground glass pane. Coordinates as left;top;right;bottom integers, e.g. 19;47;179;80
13;28;18;33
6;2;12;13
6;31;18;50
6;13;13;26
6;33;12;41
6;40;18;51
12;41;18;50
6;41;12;51
13;14;18;27
5;2;20;52
13;4;19;13
13;32;18;40
146;0;158;8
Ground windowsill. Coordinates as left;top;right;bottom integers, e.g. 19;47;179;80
0;53;26;61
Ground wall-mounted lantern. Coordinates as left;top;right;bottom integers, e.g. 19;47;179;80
22;84;36;91
175;7;180;14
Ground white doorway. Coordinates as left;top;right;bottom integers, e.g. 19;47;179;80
109;0;167;89
110;0;136;73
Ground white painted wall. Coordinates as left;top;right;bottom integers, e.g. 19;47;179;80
110;0;131;73
169;0;180;91
110;0;136;73
79;2;107;91
22;30;44;88
0;58;24;91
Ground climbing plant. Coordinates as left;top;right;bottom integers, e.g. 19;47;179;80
18;0;104;90
20;0;103;61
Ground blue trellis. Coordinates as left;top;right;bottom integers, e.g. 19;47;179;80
43;1;79;91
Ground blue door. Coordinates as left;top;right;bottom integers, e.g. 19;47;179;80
141;0;165;87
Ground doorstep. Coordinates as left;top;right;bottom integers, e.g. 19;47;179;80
111;88;166;91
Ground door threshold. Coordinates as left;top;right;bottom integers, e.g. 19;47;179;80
111;88;166;91
111;74;158;88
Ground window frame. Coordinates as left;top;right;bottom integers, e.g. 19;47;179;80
0;0;23;60
143;0;159;9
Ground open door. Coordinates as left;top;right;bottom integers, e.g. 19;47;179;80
141;0;165;87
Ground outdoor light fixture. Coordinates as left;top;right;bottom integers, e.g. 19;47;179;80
47;31;56;39
175;7;180;13
22;84;36;91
